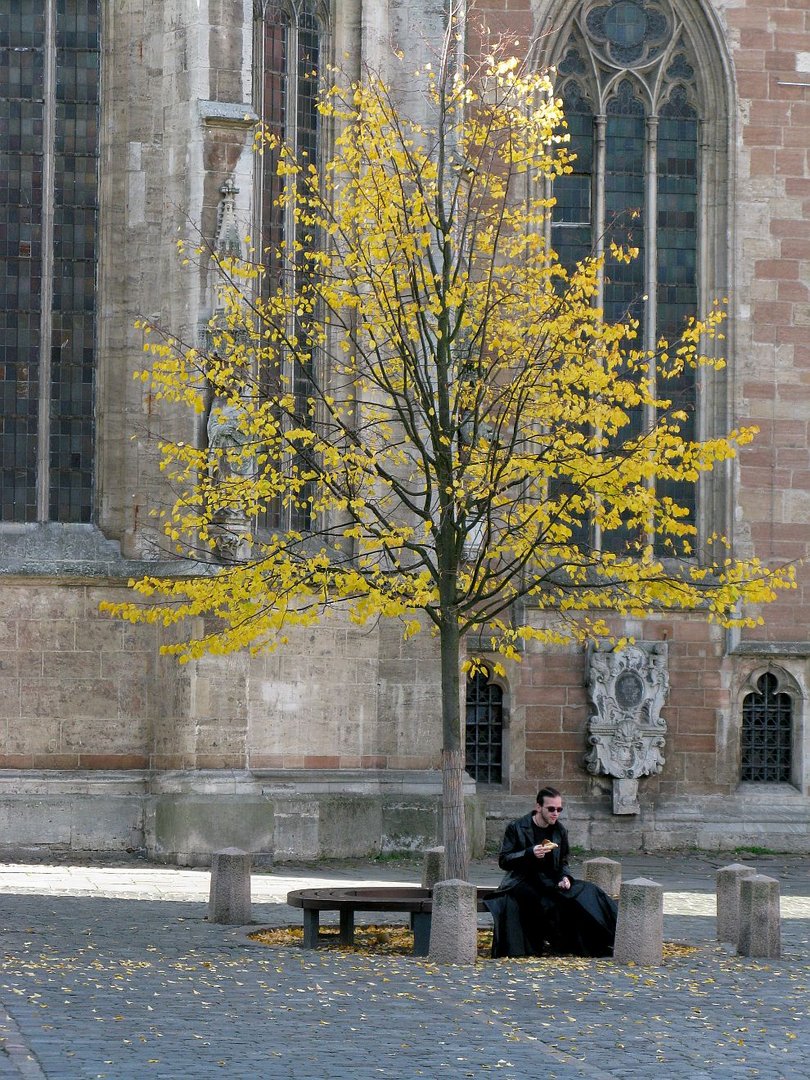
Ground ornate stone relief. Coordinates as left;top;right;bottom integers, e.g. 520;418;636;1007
584;642;669;814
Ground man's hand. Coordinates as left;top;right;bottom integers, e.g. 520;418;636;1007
558;876;571;890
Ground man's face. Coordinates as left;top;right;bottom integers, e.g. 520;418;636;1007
535;795;563;827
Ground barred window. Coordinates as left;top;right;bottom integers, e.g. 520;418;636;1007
465;671;504;785
741;673;793;784
0;0;99;522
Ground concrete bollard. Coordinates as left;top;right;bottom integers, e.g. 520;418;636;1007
614;877;663;966
716;863;757;944
737;874;781;959
421;846;446;890
208;847;252;925
428;879;478;965
583;857;622;899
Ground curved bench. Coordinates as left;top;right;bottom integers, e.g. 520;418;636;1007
286;886;497;955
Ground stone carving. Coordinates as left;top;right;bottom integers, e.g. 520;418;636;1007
206;175;255;564
584;642;669;814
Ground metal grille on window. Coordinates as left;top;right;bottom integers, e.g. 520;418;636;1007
465;672;503;784
741;673;792;783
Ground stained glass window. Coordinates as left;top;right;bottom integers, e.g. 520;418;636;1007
551;1;704;557
0;0;98;523
257;1;321;533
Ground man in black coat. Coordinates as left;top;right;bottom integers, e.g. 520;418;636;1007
484;786;618;957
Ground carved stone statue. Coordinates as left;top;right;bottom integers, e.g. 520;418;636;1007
206;390;256;562
584;642;669;815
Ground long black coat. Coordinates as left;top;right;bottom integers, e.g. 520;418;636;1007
485;813;617;958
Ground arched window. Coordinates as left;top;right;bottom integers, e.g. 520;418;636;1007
465;670;504;784
545;0;727;555
741;673;793;784
254;1;323;531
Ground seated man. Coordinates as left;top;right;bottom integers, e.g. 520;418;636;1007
484;786;617;958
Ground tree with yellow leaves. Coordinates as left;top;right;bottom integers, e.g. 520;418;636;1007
104;33;793;880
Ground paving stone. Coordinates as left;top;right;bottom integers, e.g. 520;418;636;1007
0;855;806;1077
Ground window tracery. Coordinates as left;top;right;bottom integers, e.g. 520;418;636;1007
547;0;723;556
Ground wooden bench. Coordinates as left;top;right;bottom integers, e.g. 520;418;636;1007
286;886;497;956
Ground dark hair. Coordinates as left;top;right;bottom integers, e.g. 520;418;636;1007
536;786;562;806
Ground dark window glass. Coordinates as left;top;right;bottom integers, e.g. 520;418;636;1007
655;88;698;554
0;0;97;523
465;672;504;784
259;2;320;534
0;2;45;521
741;674;793;783
552;79;593;275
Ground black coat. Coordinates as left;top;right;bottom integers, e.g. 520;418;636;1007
496;812;573;893
485;812;618;957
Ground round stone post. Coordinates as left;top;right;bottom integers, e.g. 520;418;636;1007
716;863;757;944
614;877;663;966
428;879;478;965
737;874;781;959
208;847;252;925
584;857;622;898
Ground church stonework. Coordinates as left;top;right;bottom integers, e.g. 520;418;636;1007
1;0;810;861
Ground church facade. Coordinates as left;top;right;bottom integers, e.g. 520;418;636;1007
1;0;809;862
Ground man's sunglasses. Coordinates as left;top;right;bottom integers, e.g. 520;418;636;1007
544;807;563;814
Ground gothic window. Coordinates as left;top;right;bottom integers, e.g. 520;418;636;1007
548;0;719;556
254;0;323;532
465;670;504;784
0;0;99;523
741;673;793;784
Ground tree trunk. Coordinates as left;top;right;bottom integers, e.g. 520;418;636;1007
439;613;468;880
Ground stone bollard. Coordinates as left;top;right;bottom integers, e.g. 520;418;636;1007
584;857;622;899
716;863;757;944
421;846;446;890
614;877;663;966
208;847;252;925
428;879;478;965
737;874;781;959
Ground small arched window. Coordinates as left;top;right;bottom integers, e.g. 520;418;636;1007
741;673;793;783
465;670;504;784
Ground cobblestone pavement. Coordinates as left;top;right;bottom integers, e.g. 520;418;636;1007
0;853;808;1079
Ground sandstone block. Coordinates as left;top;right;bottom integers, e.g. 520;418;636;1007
737;874;781;959
208;847;252;925
421;846;446;890
583;857;622;898
428;879;477;965
716;863;757;944
614;877;663;966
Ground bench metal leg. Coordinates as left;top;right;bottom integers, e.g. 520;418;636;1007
411;912;431;956
339;908;355;945
302;909;320;948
